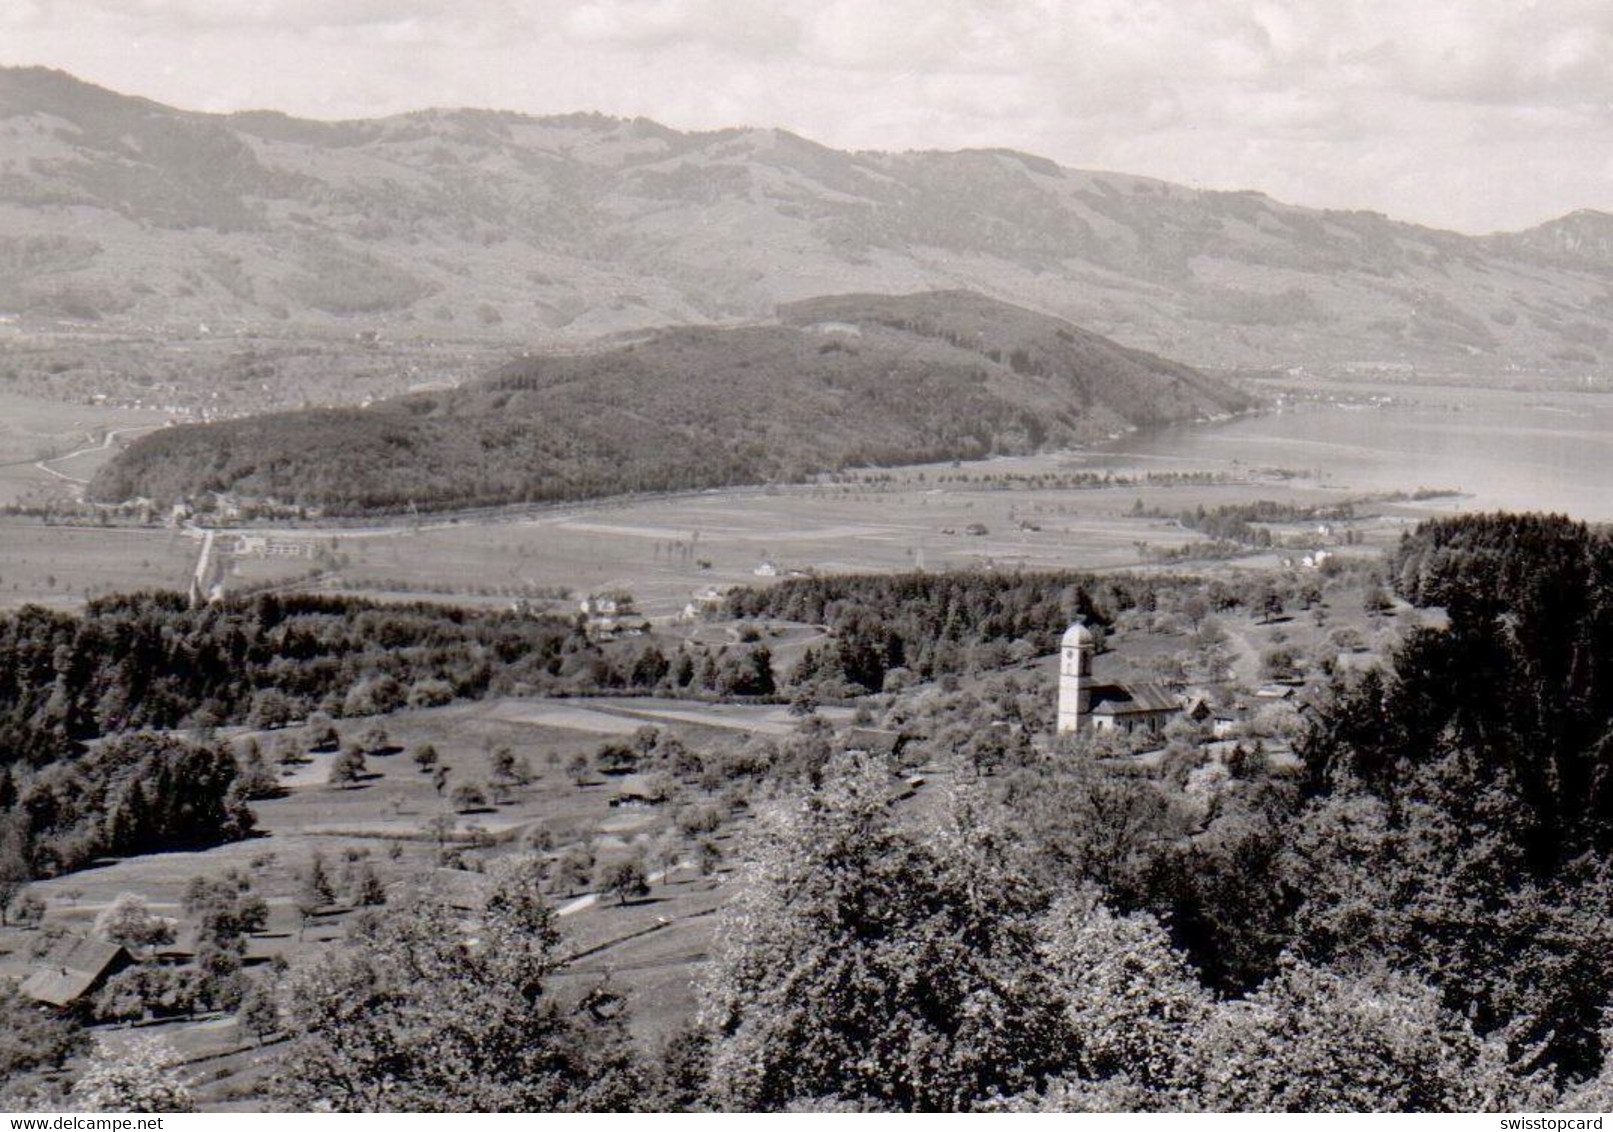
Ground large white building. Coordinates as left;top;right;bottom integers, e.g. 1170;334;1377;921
1057;620;1183;736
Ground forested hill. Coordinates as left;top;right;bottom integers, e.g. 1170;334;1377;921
87;291;1249;513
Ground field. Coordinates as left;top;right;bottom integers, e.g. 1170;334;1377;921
0;524;198;607
0;436;1439;614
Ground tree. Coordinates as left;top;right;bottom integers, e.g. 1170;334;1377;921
274;733;306;766
451;782;487;813
70;1035;193;1114
1280;763;1613;1078
93;893;175;950
425;812;457;851
597;857;649;906
238;979;280;1046
306;715;340;753
565;753;591;787
490;745;522;784
1038;888;1211;1094
1258;585;1285;624
233;738;281;799
94;966;195;1023
301;852;336;911
193;941;246;1013
271;857;642;1111
350;862;387;907
1187;960;1537;1112
247;689;295;731
11;890;44;926
329;744;367;788
1261;646;1300;682
0;838;26;927
412;743;440;773
0;984;87;1091
552;844;595;897
1180;593;1210;632
701;753;1071;1111
184;876;269;946
594;743;638;777
695;837;723;878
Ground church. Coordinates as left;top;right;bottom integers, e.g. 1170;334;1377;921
1056;621;1184;736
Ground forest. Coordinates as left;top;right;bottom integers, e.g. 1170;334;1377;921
722;567;1294;696
5;514;1613;1111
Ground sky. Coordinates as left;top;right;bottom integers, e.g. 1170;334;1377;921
5;0;1612;234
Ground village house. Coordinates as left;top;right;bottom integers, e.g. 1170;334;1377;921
610;774;671;808
680;585;728;622
20;935;133;1009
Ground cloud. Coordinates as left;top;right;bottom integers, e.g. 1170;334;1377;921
562;0;799;53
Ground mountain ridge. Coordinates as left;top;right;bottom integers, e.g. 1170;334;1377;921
2;65;1612;381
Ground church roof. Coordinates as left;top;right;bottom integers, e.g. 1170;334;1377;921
1087;682;1180;716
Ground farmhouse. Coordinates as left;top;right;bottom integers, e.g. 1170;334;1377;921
845;727;911;758
1056;621;1184;736
20;935;133;1009
610;774;670;808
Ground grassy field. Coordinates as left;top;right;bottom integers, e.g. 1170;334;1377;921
0;524;197;607
0;437;1437;612
152;444;1425;611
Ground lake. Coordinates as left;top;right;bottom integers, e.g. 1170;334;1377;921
1073;382;1613;522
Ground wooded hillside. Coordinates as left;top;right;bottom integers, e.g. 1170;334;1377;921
89;291;1249;513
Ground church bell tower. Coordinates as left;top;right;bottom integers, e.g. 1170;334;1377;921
1056;621;1095;733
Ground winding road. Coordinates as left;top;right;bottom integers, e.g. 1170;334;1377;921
30;424;161;489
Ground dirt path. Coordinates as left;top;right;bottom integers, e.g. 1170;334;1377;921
1216;615;1265;686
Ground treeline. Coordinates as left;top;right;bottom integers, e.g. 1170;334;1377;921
1159;499;1361;546
725;570;1216;695
0;593;781;763
1280;511;1613;1077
